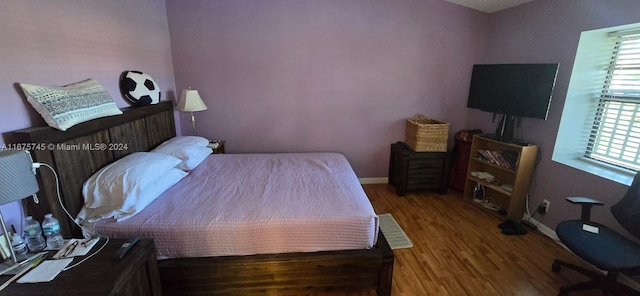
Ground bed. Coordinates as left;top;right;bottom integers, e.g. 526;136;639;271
11;101;394;295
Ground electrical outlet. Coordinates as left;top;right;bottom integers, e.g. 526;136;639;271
542;199;550;213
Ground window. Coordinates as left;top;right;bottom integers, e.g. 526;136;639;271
585;31;640;171
552;23;640;186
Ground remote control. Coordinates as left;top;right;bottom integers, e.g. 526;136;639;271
115;237;140;260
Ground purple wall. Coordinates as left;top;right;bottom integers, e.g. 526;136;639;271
2;0;634;239
167;0;640;234
469;0;640;233
166;0;488;177
0;0;176;233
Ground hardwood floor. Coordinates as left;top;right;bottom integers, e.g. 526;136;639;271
314;184;604;296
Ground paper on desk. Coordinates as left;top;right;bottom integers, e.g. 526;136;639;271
16;258;73;283
52;238;99;259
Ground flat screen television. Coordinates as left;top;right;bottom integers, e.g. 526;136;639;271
466;63;559;142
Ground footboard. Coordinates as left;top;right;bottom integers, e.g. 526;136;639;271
158;231;394;295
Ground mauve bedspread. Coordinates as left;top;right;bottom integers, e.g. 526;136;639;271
92;153;379;259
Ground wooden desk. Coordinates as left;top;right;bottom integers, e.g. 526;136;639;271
0;238;161;295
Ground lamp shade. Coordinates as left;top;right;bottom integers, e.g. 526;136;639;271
177;89;208;112
0;150;39;205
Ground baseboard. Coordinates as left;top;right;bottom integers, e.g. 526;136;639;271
522;213;558;241
359;177;388;184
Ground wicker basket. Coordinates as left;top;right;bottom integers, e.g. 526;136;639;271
405;115;449;152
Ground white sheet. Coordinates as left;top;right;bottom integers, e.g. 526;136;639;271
90;153;379;258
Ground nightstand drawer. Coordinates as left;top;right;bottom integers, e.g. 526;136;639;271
407;158;446;170
389;142;449;196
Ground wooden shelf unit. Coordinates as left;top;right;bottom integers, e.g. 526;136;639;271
463;135;538;221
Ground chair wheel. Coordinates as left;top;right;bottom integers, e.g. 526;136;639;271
552;260;561;272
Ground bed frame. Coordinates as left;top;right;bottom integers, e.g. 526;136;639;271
11;101;394;295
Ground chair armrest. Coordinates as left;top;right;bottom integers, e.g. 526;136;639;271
566;197;605;221
566;197;605;205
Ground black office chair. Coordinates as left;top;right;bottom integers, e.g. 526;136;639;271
553;173;640;296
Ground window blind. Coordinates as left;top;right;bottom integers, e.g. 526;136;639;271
585;31;640;171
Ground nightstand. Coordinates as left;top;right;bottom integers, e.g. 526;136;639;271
389;142;450;196
0;238;161;295
208;140;225;154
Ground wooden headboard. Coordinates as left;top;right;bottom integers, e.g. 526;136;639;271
11;101;176;238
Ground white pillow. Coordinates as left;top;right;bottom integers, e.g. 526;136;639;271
152;138;212;170
82;152;182;210
114;168;188;221
20;78;123;131
117;168;187;221
77;168;187;223
157;136;209;148
177;147;211;170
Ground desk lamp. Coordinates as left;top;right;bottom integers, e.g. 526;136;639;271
0;150;39;274
177;88;208;135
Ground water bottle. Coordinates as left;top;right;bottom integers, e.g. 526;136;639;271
11;233;27;256
23;216;46;252
42;213;64;250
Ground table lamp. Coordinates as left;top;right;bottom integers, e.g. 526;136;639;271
0;150;39;274
177;88;208;135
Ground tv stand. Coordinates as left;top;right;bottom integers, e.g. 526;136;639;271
495;114;518;142
483;134;531;146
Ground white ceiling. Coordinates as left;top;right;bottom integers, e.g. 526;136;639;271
442;0;534;13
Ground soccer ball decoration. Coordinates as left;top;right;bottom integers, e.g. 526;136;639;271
119;71;161;106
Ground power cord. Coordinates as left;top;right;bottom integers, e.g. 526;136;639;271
35;163;107;271
474;198;501;211
62;237;109;271
35;163;97;237
522;202;547;230
473;184;501;211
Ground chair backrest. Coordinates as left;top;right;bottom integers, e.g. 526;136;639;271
611;172;640;240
